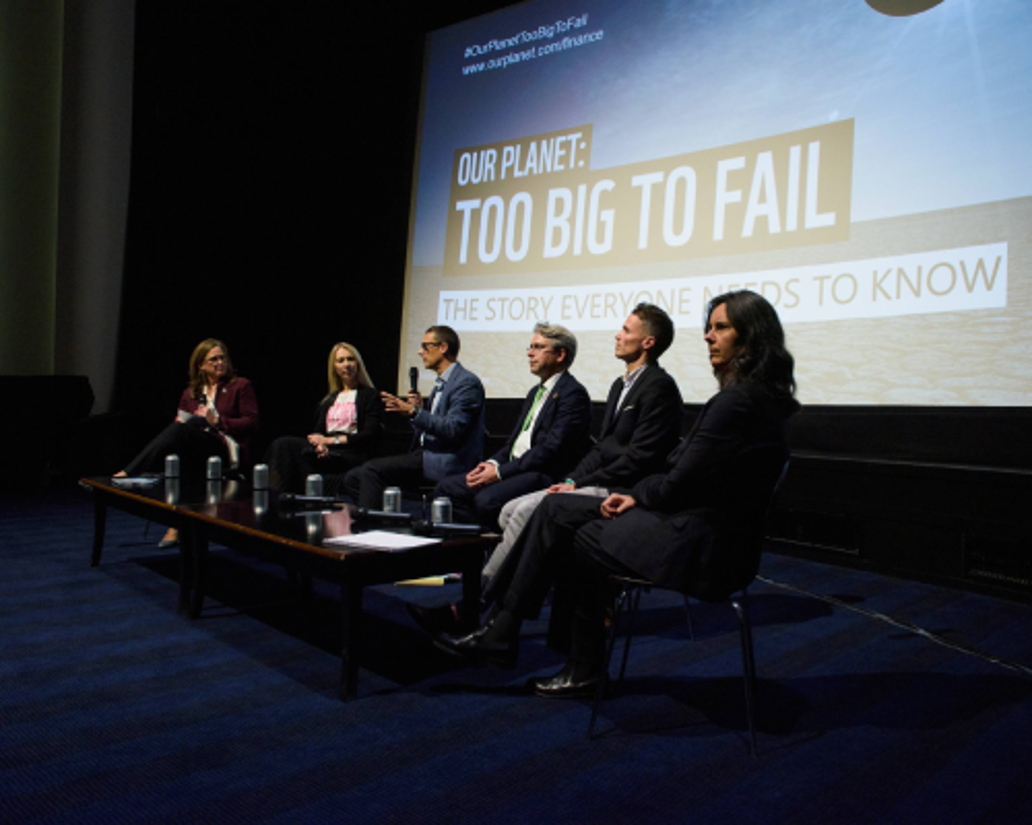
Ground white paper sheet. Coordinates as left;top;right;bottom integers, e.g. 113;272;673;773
324;530;443;552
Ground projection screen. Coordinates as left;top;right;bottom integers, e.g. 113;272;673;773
399;0;1032;406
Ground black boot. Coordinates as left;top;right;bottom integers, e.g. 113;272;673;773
434;609;520;669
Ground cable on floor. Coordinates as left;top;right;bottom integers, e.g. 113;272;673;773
756;574;1032;680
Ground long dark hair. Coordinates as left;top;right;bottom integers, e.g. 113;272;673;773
706;290;799;414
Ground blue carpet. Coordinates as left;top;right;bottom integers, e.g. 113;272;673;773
2;489;1032;823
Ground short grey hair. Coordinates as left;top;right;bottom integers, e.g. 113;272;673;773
533;322;578;367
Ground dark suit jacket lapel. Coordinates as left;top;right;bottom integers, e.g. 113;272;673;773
507;383;539;452
607;365;654;430
669;393;715;462
413;363;460;450
314;392;336;434
599;377;623;437
528;370;569;440
433;362;464;412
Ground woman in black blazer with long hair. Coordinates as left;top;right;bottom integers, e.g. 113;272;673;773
265;342;381;495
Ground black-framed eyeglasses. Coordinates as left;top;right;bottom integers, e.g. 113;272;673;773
419;341;442;352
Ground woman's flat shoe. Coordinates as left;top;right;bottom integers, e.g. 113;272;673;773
158;529;179;549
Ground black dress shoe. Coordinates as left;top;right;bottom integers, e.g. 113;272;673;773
434;624;519;669
407;601;475;636
527;665;603;699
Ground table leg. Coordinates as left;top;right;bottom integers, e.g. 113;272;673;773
177;523;193;615
339;579;363;701
286;569;314;599
90;495;107;567
190;527;209;619
460;555;482;628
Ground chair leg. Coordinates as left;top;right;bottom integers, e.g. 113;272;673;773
590;582;760;755
588;585;633;740
617;587;643;683
731;592;758;757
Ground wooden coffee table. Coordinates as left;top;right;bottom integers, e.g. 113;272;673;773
81;477;492;699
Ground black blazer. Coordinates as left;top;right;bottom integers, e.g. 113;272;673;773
568;363;683;492
489;370;593;483
312;385;382;460
600;380;790;598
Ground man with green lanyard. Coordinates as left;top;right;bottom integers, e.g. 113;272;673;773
433;322;592;531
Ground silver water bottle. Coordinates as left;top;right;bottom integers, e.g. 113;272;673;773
206;455;222;480
165;454;180;478
383;487;402;513
431;497;452;524
252;463;269;490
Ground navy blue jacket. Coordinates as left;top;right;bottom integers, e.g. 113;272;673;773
489;370;592;483
410;362;486;482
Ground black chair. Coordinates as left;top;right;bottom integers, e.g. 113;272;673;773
588;450;790;755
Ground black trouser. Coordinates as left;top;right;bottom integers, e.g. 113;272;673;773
264;435;365;495
343;450;425;509
499;493;638;667
433;470;552;530
123;420;227;480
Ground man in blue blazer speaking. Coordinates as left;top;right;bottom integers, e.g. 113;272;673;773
434;323;593;530
344;325;485;509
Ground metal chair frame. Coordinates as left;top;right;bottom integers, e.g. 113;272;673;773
587;455;789;754
588;578;758;755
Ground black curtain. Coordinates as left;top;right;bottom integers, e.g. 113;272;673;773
116;3;418;460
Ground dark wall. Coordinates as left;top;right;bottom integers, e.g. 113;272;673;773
114;1;522;465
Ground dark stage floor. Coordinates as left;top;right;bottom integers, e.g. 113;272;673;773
3;488;1032;823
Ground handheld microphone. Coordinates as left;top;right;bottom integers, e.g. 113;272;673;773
409;366;419;394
